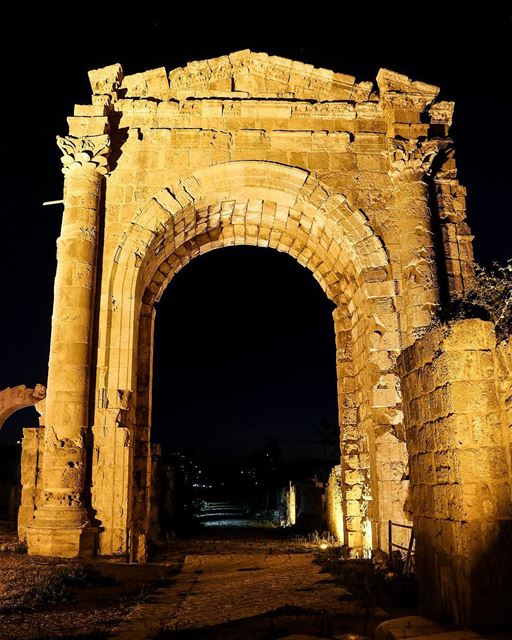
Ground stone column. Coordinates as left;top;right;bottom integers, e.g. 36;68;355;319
26;135;109;557
398;320;512;627
390;139;447;346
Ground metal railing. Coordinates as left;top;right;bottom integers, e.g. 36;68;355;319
388;520;414;573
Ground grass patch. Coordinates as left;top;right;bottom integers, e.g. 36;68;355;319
1;563;119;613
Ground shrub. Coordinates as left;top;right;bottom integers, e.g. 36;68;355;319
445;259;512;342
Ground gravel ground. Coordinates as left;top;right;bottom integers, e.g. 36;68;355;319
0;603;129;640
0;552;181;640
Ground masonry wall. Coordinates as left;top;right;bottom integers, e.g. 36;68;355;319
325;465;344;543
284;482;296;527
398;319;512;628
18;427;44;541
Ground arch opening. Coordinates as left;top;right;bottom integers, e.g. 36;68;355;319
151;245;339;532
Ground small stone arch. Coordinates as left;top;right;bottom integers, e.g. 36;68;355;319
0;385;46;429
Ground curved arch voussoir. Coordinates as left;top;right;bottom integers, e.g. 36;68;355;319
104;160;392;394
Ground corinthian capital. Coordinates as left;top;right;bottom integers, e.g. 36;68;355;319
389;138;451;180
57;134;110;175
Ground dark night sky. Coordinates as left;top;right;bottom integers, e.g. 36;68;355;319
0;14;510;463
152;247;337;464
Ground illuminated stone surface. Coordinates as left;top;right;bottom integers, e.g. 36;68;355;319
375;616;483;639
326;465;344;543
399;319;512;627
21;49;507;596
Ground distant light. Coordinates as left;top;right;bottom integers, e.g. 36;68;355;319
319;541;329;550
42;199;64;206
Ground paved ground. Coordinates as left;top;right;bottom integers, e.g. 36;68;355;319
197;499;262;528
0;514;506;639
164;552;350;629
0;519;378;639
112;529;373;639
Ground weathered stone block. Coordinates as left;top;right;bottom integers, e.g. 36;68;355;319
88;63;123;94
122;67;170;99
27;525;97;558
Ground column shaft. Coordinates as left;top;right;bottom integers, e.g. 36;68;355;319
396;177;440;345
27;135;108;557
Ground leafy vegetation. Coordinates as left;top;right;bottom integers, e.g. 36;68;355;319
444;259;512;342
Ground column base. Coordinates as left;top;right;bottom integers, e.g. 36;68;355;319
26;524;97;558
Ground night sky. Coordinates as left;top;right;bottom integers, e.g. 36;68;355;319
0;14;510;464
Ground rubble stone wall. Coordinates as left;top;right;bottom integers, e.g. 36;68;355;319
18;427;44;541
398;319;512;627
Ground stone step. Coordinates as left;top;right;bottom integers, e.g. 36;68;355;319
375;617;487;640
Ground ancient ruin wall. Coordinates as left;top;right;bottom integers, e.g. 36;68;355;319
325;465;344;543
25;51;475;559
18;427;44;541
398;319;512;627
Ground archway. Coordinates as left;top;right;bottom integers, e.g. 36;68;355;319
23;53;472;559
0;385;46;533
0;385;46;429
89;161;400;560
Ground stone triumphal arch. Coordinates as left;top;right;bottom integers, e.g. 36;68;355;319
22;51;474;560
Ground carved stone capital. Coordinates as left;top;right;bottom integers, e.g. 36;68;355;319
57;134;110;175
389;138;451;181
